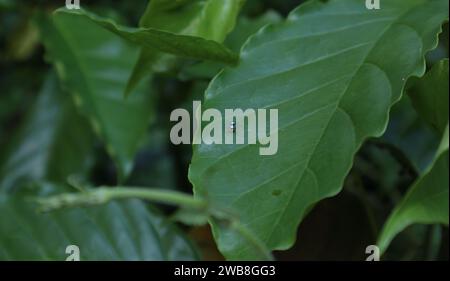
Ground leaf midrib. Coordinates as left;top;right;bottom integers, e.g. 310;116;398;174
264;11;415;246
213;4;417;246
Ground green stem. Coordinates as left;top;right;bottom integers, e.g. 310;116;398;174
37;187;275;261
36;187;207;212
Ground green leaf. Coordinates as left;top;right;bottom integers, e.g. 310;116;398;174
0;186;199;260
36;12;155;180
0;72;94;192
225;10;283;53
189;0;449;260
139;0;245;45
383;96;440;172
379;59;449;255
409;59;449;135
378;125;449;254
179;10;283;80
127;0;244;95
55;9;238;65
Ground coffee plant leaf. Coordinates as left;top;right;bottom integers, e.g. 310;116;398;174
127;0;245;95
0;72;94;192
378;125;449;254
189;0;449;260
36;12;156;180
0;185;199;260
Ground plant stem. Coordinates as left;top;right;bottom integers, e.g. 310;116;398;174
37;187;275;260
36;187;207;212
103;187;207;209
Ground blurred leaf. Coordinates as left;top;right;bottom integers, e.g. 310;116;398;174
409;59;449;135
36;12;155;180
189;0;449;260
0;72;94;192
350;142;442;260
180;9;283;80
0;0;13;10
378;60;449;256
56;8;238;65
225;10;282;52
383;96;440;172
382;224;435;260
0;184;199;260
353;140;418;197
125;128;178;190
140;0;245;41
379;126;449;253
5;18;39;61
127;0;245;95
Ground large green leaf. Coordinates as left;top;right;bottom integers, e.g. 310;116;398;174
0;72;94;192
409;59;449;135
189;0;448;260
378;125;449;254
127;0;245;94
0;186;199;260
36;12;155;180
